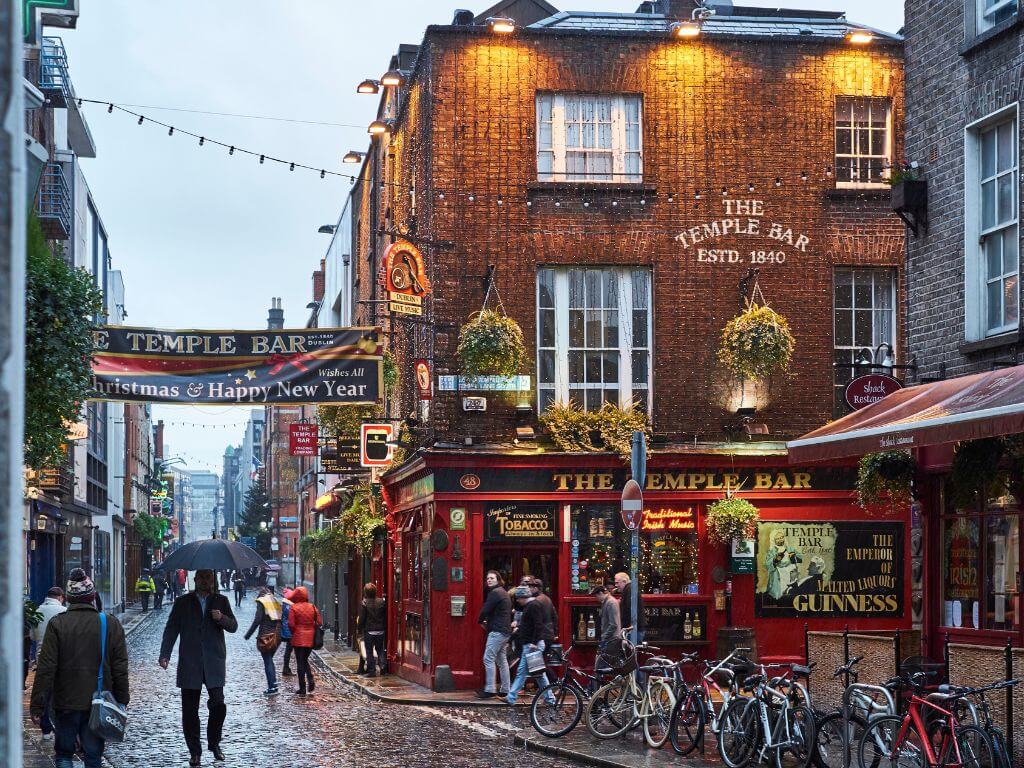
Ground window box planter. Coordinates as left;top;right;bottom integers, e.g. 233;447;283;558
890;179;928;236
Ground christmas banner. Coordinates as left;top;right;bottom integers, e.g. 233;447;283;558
91;326;382;405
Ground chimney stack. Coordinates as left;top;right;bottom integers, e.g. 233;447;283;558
267;297;284;330
154;420;165;461
312;260;325;303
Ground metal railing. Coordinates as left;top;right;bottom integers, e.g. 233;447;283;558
36;162;71;239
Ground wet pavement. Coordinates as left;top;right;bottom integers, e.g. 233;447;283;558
103;598;576;768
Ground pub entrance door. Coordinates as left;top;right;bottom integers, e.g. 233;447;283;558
482;546;558;599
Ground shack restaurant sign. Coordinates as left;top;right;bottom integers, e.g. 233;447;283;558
90;326;382;405
484;503;557;541
845;374;903;411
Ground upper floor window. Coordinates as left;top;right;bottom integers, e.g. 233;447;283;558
537;267;651;413
977;0;1017;32
980;118;1018;334
833;268;897;415
835;97;892;188
537;94;642;183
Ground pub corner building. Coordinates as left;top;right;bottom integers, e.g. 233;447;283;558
381;446;910;691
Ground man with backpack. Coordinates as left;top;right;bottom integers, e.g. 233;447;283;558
30;568;130;768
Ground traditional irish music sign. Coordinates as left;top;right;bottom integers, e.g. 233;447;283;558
90;326;382;405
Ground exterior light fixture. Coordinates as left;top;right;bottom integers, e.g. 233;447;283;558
367;120;392;136
342;150;365;164
672;20;701;38
847;30;874;44
488;16;516;34
380;70;403;87
357;79;380;94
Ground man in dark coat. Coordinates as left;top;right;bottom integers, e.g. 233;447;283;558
159;568;238;766
614;572;646;642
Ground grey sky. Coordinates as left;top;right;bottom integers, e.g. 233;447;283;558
61;0;903;475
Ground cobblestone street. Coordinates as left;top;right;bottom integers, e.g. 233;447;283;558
100;600;571;768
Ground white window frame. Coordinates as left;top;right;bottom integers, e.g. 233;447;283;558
833;268;898;399
537;267;652;414
977;0;1017;32
835;97;893;189
965;104;1020;341
536;93;643;183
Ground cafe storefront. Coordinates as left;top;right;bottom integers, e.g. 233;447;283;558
382;445;910;692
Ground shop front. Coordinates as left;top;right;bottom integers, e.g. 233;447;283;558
383;447;910;692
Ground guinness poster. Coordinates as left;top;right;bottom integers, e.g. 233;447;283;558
484;503;558;541
91;326;382;405
754;521;903;618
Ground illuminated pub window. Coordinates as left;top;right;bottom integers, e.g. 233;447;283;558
942;492;1020;632
570;504;698;595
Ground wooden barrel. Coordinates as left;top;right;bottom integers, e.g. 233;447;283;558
717;626;758;661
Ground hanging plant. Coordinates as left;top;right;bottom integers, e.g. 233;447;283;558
705;497;760;545
539;401;649;460
382;349;399;396
718;303;795;380
856;451;916;509
457;310;525;377
946;438;1008;511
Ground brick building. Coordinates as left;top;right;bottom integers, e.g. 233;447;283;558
348;0;907;690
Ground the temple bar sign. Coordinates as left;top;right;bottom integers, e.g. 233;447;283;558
554;470;814;492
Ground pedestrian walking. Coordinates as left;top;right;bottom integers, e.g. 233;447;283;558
176;568;188;598
232;571;245;608
136;570;156;612
613;572;645;642
505;586;554;705
280;587;294;677
29;586;66;740
266;568;278;591
591;584;621;683
529;578;558;643
244;587;282;696
286;586;321;697
358;583;386;677
30;569;129;768
159;568;238;766
154;574;168;609
475;571;511;699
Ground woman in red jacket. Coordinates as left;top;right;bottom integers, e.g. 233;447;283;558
286;587;321;696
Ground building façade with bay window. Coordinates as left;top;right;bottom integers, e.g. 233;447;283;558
349;0;908;691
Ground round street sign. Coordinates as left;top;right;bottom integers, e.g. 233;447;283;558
271;536;279;544
844;373;903;411
620;479;644;530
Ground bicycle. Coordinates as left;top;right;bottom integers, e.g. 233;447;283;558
857;675;996;768
939;679;1019;768
813;655;900;768
718;663;817;768
668;646;755;756
584;641;682;748
529;644;611;738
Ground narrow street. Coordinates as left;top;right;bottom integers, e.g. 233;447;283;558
106;599;571;768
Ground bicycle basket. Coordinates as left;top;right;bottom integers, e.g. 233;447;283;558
899;656;947;687
543;643;565;665
597;639;638;674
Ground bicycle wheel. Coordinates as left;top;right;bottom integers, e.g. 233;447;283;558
986;727;1012;768
530;681;583;738
814;712;869;768
956;725;996;768
719;697;759;768
776;704;816;768
858;715;924;768
643;679;677;748
586;677;638;739
669;689;706;756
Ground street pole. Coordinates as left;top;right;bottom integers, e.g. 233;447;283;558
629;431;646;646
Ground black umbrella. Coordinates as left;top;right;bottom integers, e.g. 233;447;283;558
159;538;268;573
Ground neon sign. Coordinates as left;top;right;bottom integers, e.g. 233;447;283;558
641;507;696;533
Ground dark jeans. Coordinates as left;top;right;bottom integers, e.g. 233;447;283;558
54;709;104;768
364;633;385;675
140;592;150;611
155;592;164;608
181;685;225;756
294;646;314;693
282;641;293;672
234;588;244;608
261;648;278;689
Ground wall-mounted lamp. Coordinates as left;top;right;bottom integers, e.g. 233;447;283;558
847;30;874;44
671;20;701;38
357;79;380;95
318;224;337;235
368;120;393;136
342;150;365;164
380;70;403;87
487;16;516;34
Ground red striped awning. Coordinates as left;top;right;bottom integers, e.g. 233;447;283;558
787;365;1024;463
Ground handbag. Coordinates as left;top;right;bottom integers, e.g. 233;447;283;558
88;613;128;742
257;629;280;654
312;607;326;651
524;646;547;674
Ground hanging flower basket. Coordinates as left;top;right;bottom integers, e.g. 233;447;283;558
718;304;795;380
457;310;525;377
705;497;760;545
539;401;649;460
856;451;915;509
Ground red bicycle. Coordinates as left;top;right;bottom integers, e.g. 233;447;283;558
857;675;996;768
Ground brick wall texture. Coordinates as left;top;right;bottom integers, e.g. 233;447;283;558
904;1;1024;378
354;27;905;444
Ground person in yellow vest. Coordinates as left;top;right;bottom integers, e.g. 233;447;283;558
136;570;156;612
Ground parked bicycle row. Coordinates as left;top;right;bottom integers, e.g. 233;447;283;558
525;639;1021;768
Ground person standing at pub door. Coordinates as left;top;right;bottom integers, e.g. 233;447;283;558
159;568;238;766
